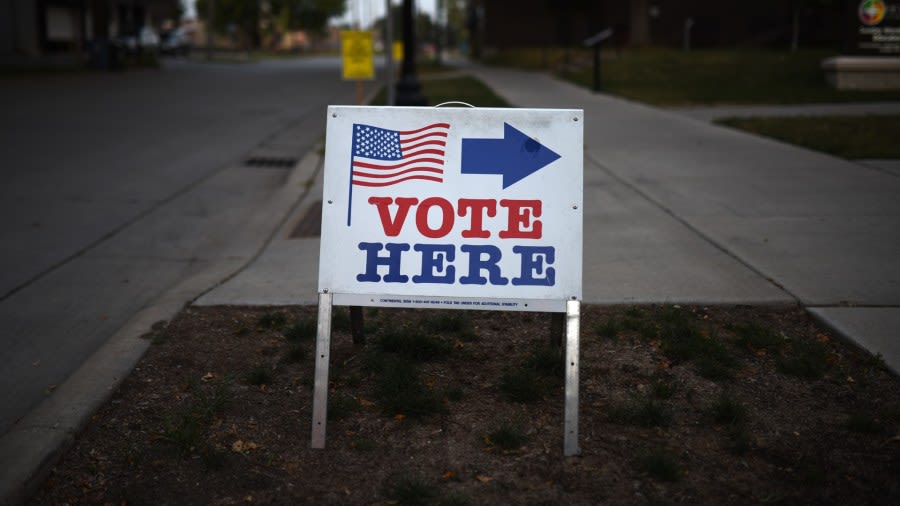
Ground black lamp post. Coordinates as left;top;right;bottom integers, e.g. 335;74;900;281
395;0;427;106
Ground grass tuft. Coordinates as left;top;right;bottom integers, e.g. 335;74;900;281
608;397;672;428
371;356;445;418
843;414;884;434
421;312;471;333
245;365;274;386
256;311;288;329
650;374;678;400
332;307;352;332
637;448;680;482
383;473;440;506
710;392;753;454
284;343;306;363
621;307;657;339
162;380;231;455
726;424;752;455
328;394;360;422
420;312;479;342
524;345;565;379
597;316;620;339
285;319;316;341
377;326;453;362
710;393;749;426
442;384;465;402
499;367;546;403
657;310;738;381
731;322;784;352
486;421;529;451
499;341;566;403
778;338;829;379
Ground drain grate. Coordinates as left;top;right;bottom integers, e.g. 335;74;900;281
290;200;322;238
244;156;298;168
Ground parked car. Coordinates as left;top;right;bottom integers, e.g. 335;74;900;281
161;28;191;56
114;26;160;56
139;26;160;51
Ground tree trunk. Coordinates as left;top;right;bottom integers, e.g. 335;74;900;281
629;0;651;47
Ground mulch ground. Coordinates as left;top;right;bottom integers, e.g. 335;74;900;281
29;304;900;505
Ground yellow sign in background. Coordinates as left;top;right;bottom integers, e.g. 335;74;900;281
341;31;374;80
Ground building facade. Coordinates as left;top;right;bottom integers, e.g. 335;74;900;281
467;0;847;53
1;0;179;65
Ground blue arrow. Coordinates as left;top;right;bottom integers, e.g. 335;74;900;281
461;123;561;189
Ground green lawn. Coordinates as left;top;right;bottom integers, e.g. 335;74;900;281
369;75;511;107
487;47;900;106
717;115;900;159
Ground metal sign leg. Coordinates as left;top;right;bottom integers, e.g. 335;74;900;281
564;300;581;456
311;292;333;449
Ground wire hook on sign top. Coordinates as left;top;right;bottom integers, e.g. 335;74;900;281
433;101;476;108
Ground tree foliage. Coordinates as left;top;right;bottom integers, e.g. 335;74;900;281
196;0;345;47
271;0;345;35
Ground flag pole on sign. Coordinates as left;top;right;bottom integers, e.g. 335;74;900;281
346;122;450;226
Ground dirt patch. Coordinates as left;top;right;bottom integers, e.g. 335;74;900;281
30;304;899;505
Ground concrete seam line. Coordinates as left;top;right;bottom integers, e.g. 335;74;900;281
0;144;323;506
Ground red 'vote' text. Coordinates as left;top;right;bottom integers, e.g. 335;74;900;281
367;196;542;239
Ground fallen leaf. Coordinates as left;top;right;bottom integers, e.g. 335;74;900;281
357;397;376;408
816;333;830;343
476;475;494;483
394;414;406;421
232;440;259;453
441;470;454;479
201;372;215;382
847;376;855;383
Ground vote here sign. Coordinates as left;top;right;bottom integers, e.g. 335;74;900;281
318;106;583;312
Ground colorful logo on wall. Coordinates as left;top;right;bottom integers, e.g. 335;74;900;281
859;0;887;26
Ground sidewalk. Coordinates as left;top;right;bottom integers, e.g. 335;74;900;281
200;65;900;375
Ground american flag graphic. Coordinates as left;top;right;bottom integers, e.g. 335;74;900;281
350;122;450;187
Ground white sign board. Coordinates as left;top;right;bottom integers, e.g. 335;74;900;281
318;106;583;312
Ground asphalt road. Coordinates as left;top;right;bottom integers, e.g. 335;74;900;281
0;56;358;436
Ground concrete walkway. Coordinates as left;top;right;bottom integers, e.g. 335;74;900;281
200;65;900;376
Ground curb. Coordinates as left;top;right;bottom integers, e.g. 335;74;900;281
0;147;324;506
